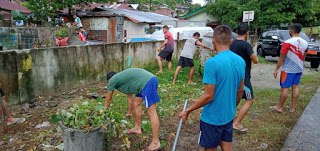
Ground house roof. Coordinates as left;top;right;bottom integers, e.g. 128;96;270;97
58;3;133;15
0;0;31;14
95;6;177;23
153;9;176;17
0;10;10;15
181;6;206;19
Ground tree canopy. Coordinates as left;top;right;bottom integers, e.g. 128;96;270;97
25;0;115;21
206;0;318;30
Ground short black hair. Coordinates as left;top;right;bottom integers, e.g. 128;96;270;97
106;71;117;81
213;25;232;45
237;22;249;35
290;23;302;34
193;32;200;37
163;25;169;29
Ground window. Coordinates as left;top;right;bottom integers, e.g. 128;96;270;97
266;32;274;39
261;32;268;38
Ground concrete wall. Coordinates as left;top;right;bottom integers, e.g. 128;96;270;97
0;27;56;50
0;40;185;104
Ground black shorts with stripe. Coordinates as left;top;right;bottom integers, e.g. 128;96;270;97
243;79;254;100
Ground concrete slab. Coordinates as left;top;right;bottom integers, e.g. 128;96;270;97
282;87;320;151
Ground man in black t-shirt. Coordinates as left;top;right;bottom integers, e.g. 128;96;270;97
230;23;259;133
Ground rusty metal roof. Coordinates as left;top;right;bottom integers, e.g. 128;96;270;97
0;0;31;14
96;7;177;23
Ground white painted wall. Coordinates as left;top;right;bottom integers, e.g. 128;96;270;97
89;17;109;30
123;19;149;41
188;12;217;22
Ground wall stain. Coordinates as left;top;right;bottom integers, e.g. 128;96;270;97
22;55;32;71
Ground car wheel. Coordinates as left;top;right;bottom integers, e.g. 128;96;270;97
310;61;320;68
257;47;265;57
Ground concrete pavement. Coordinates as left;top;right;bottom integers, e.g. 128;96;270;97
282;87;320;151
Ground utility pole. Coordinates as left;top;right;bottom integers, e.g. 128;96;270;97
149;0;152;11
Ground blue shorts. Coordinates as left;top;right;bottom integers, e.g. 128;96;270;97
136;77;160;108
280;71;302;88
198;120;233;148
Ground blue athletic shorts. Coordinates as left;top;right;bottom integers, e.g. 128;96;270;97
136;77;160;108
198;120;233;148
280;71;302;88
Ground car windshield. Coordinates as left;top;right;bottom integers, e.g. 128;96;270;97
279;31;311;42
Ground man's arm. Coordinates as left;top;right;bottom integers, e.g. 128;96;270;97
179;84;215;122
236;80;245;106
250;54;259;64
157;39;168;51
273;53;287;78
104;91;114;107
196;40;211;50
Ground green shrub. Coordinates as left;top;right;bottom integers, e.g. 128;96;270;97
55;27;68;38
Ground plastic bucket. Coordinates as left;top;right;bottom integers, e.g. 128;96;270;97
60;123;105;151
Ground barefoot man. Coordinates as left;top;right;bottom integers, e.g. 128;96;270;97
172;32;212;85
104;68;160;151
156;25;174;74
271;23;308;113
179;25;245;151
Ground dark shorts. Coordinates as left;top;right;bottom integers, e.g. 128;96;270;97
158;51;173;61
136;77;160;108
198;120;233;148
243;79;254;100
280;71;302;88
178;56;194;67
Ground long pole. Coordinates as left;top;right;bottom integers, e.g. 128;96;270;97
149;0;151;11
172;100;188;151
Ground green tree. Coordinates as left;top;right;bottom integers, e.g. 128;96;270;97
206;0;241;28
206;0;316;30
24;0;62;21
26;0;114;22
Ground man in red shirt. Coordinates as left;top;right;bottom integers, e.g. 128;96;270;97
156;25;174;74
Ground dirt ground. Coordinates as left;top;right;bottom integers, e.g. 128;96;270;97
252;57;319;89
0;61;319;151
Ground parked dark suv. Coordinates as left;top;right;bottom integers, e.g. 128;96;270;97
257;30;320;68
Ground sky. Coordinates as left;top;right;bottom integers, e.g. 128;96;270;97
192;0;206;6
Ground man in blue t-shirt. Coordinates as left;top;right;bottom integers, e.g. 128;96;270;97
179;25;245;150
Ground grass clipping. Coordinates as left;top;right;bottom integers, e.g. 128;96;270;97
51;98;117;131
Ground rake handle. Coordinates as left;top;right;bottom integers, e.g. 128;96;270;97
172;100;188;151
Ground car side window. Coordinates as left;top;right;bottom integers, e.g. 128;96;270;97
261;32;267;39
266;32;274;39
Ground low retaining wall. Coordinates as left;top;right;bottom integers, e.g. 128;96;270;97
0;40;185;104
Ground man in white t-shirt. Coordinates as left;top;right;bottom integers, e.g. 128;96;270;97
73;15;83;28
172;32;212;85
271;23;308;113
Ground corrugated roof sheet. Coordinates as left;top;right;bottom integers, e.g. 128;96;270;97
181;6;206;19
97;7;177;23
153;9;176;17
0;0;31;14
59;3;134;14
